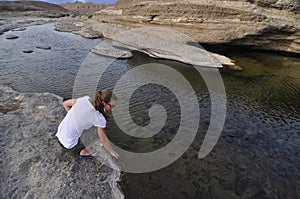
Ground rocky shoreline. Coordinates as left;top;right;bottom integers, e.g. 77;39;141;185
0;1;69;35
0;85;123;198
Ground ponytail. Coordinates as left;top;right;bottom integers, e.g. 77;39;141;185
94;89;113;121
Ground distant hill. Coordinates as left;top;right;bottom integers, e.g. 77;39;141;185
0;1;68;12
60;2;109;16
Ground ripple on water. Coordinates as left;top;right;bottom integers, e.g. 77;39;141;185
0;23;101;97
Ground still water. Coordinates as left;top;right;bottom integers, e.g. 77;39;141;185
0;23;299;198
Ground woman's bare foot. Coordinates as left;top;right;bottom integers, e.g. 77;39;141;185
80;148;97;157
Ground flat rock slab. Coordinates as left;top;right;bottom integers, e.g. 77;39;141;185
111;27;223;68
91;42;133;58
5;34;19;39
0;85;123;199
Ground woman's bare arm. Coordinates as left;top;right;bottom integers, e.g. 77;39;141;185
63;99;77;112
98;127;119;159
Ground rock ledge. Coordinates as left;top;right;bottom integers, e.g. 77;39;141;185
0;85;123;199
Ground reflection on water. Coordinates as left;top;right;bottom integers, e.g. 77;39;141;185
0;24;299;198
114;52;300;199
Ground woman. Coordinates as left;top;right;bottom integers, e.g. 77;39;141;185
56;89;119;159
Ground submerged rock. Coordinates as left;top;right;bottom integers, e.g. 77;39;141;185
36;45;51;50
0;85;123;199
22;50;33;53
5;34;19;39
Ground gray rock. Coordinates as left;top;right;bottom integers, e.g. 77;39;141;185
86;20;238;68
0;85;123;199
91;41;133;58
23;50;33;53
54;17;84;33
78;26;102;39
86;20;128;39
36;46;51;50
12;27;27;31
55;17;103;39
55;18;237;68
111;27;223;68
5;34;19;39
0;15;58;35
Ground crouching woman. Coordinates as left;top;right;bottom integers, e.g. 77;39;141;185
56;89;119;159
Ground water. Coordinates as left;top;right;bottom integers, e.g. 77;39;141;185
115;52;300;198
0;23;299;198
0;23;100;97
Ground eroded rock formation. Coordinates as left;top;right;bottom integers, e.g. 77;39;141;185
92;0;300;54
60;2;109;16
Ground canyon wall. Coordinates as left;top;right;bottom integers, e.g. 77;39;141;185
92;0;300;54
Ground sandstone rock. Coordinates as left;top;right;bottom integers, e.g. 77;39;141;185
87;19;128;39
55;17;84;33
56;18;238;68
55;17;104;39
92;0;300;54
0;85;123;199
209;53;242;70
78;26;102;39
60;2;108;16
111;26;223;68
91;41;133;58
0;1;68;13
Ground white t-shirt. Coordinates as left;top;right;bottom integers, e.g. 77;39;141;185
56;96;106;149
